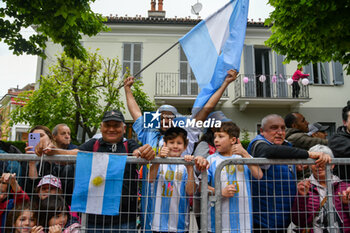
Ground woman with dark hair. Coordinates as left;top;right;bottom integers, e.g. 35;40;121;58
23;126;54;198
24;126;75;205
5;202;42;233
38;196;80;233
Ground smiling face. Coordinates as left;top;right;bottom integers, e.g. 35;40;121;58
214;131;236;155
261;116;286;145
48;212;68;229
100;120;125;143
164;135;186;157
14;210;36;233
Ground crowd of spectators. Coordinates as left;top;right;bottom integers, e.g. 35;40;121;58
0;71;349;232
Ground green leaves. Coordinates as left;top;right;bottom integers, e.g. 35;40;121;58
1;0;109;60
266;0;350;74
10;50;155;143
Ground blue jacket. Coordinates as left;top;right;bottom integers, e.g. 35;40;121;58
248;135;297;230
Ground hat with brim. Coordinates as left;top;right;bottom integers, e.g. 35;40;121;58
308;122;329;135
102;110;125;122
37;175;62;189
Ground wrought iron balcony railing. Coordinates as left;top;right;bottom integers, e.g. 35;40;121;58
233;74;310;100
155;72;228;97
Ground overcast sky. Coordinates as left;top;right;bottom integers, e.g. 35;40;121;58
0;0;273;98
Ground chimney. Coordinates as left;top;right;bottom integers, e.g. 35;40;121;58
151;0;156;11
158;0;163;11
148;0;166;18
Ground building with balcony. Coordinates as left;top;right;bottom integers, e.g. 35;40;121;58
36;2;348;139
0;84;35;141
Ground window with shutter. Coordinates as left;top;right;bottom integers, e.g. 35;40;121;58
243;45;256;97
332;62;344;85
275;53;287;97
305;62;330;85
122;43;142;78
179;46;198;95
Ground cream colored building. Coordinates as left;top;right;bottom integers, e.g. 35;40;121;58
36;8;349;139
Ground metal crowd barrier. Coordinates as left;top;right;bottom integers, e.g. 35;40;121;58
1;154;350;233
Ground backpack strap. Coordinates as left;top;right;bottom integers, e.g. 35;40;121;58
93;139;128;153
93;140;100;152
123;141;128;154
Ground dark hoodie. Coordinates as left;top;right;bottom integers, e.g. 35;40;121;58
329;126;350;181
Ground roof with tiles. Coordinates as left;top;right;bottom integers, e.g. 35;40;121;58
105;16;268;27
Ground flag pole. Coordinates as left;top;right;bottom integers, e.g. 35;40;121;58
117;41;180;89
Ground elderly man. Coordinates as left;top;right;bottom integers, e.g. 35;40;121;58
52;123;77;149
247;114;331;232
36;110;155;232
285;112;328;150
329;101;350;181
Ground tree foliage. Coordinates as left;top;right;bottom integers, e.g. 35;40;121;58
265;0;350;74
11;51;156;143
0;0;108;60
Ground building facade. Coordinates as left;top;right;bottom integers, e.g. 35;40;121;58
0;84;35;141
35;7;348;139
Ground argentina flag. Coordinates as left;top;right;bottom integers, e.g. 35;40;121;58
179;0;249;115
71;152;127;215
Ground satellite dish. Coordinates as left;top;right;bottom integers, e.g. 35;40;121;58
191;2;203;15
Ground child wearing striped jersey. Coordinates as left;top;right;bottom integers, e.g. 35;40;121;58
207;122;263;233
148;127;208;233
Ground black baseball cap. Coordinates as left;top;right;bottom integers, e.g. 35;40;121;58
102;110;125;122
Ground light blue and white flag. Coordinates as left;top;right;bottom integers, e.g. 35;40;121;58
179;0;249;115
71;152;127;215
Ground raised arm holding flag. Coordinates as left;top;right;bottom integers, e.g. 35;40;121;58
179;0;249;116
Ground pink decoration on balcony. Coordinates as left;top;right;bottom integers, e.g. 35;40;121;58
279;74;283;78
287;78;293;85
301;78;309;86
243;77;249;83
272;75;277;83
259;75;266;82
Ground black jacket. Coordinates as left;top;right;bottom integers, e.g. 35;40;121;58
329;126;350;181
0;140;22;154
78;138;140;227
0;140;22;174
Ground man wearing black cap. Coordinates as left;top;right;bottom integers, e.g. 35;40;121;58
35;110;155;232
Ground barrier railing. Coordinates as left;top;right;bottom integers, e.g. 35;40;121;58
1;154;349;232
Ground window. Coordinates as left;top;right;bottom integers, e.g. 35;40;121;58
123;43;142;78
243;45;274;98
304;62;330;85
179;46;198;95
254;48;271;97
